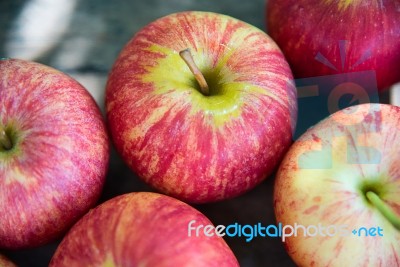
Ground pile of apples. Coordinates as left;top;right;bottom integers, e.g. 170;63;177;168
1;1;400;266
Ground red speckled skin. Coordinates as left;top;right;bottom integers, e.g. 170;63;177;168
0;59;109;249
106;11;297;203
267;0;400;91
274;104;400;266
49;192;239;267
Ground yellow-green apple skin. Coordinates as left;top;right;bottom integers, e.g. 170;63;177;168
106;11;297;203
0;59;109;249
49;192;239;267
274;103;400;266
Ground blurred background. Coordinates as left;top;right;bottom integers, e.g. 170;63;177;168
0;0;297;266
1;1;399;266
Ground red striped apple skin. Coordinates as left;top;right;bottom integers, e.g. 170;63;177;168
274;104;400;266
106;11;297;203
50;192;239;267
0;59;109;249
267;0;400;91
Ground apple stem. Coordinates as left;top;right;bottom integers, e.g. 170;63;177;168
179;48;210;96
366;191;400;231
0;126;12;150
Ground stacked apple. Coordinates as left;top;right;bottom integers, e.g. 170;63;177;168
0;59;110;249
4;4;399;266
105;11;297;203
0;58;240;266
274;103;400;265
265;1;400;265
267;0;400;91
49;192;239;266
0;10;298;266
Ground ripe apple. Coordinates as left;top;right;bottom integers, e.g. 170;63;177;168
0;59;109;249
0;254;16;267
274;103;400;265
266;0;400;91
49;192;239;266
105;11;297;203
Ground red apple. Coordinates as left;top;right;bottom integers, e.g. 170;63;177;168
49;192;239;267
106;11;297;203
0;59;109;249
0;254;16;267
274;103;400;265
267;0;400;91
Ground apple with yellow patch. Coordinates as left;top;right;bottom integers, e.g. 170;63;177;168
274;103;400;266
106;11;297;203
0;59;109;249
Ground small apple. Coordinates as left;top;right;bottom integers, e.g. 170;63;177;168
0;254;16;267
49;192;239;267
106;11;297;203
274;103;400;265
0;59;109;249
266;0;400;91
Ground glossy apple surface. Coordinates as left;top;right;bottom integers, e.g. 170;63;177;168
267;0;400;91
274;103;400;265
106;11;297;203
0;59;109;249
50;192;239;267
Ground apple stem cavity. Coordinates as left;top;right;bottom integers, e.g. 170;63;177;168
0;126;12;151
179;48;210;96
366;191;400;231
